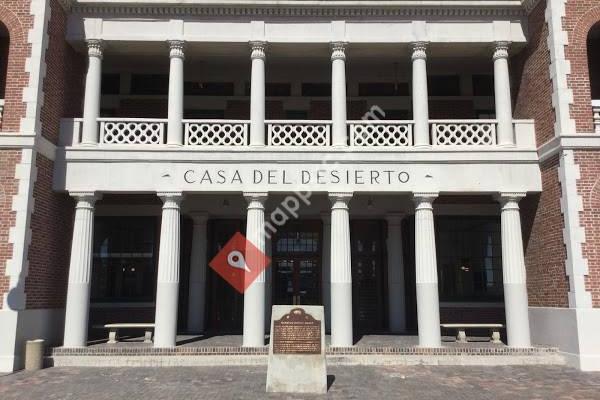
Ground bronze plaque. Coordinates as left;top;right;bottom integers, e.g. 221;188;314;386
273;308;321;355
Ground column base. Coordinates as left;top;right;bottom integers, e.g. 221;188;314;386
416;282;442;347
154;281;179;348
243;281;266;347
330;282;353;347
504;283;531;348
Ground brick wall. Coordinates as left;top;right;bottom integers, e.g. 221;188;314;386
0;1;32;132
563;1;600;133
0;150;20;306
511;1;570;308
512;0;556;146
574;150;600;307
521;156;570;307
40;0;85;143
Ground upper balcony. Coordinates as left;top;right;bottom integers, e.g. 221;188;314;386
60;117;536;150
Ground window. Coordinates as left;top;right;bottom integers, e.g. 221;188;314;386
0;23;9;100
436;217;503;302
185;81;234;96
91;217;157;302
101;74;121;95
428;75;461;96
302;83;331;97
588;22;600;99
130;74;169;95
472;75;494;96
358;82;409;96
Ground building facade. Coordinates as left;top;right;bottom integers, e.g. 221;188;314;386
0;0;599;373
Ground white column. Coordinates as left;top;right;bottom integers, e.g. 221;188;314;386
243;192;268;347
187;212;208;333
154;192;183;347
167;40;185;146
386;213;406;333
412;42;430;147
329;193;353;347
331;42;348;147
63;193;100;347
494;41;515;146
249;42;266;146
321;213;332;332
498;193;531;347
264;234;272;332
414;193;441;347
81;40;104;145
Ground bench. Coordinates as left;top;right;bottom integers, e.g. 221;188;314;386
440;323;504;344
94;323;155;344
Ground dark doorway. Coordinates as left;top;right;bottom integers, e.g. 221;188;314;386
272;220;322;306
351;220;388;333
206;219;245;333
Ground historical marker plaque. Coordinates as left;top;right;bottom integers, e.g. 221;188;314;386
273;308;321;355
266;305;327;394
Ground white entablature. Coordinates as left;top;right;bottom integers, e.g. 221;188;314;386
66;1;530;45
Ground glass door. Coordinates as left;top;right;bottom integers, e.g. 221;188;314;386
272;221;322;306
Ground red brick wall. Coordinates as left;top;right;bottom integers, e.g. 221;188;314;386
40;0;85;143
521;156;570;308
0;2;32;132
0;150;20;306
574;151;600;307
25;154;73;309
563;2;600;133
513;0;556;146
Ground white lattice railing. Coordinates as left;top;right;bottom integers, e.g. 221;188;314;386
184;119;249;146
348;120;413;146
430;120;497;146
99;118;167;145
267;120;331;146
593;100;600;134
0;99;4;126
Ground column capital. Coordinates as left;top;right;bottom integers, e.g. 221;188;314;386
493;41;511;60
330;42;347;61
69;191;101;205
189;211;209;225
167;40;185;59
86;39;104;59
249;41;267;60
411;41;428;61
244;192;268;206
386;213;405;225
157;192;184;205
496;192;526;208
413;192;438;209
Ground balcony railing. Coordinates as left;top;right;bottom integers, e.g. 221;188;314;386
99;118;166;145
267;120;331;146
0;99;4;126
593;100;600;134
431;120;497;146
349;120;413;146
60;118;535;149
185;119;249;146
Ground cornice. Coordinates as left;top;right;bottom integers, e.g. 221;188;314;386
70;1;528;18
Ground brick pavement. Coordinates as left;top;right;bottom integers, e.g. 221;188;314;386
0;365;599;400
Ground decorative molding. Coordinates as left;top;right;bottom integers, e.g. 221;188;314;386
70;3;527;18
167;39;185;59
86;39;104;59
249;41;266;60
538;135;600;163
330;42;347;61
411;42;427;61
0;134;57;161
493;41;510;60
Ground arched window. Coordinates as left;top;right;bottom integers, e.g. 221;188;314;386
0;23;8;121
588;22;600;100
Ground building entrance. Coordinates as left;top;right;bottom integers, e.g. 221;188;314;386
272;220;322;306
